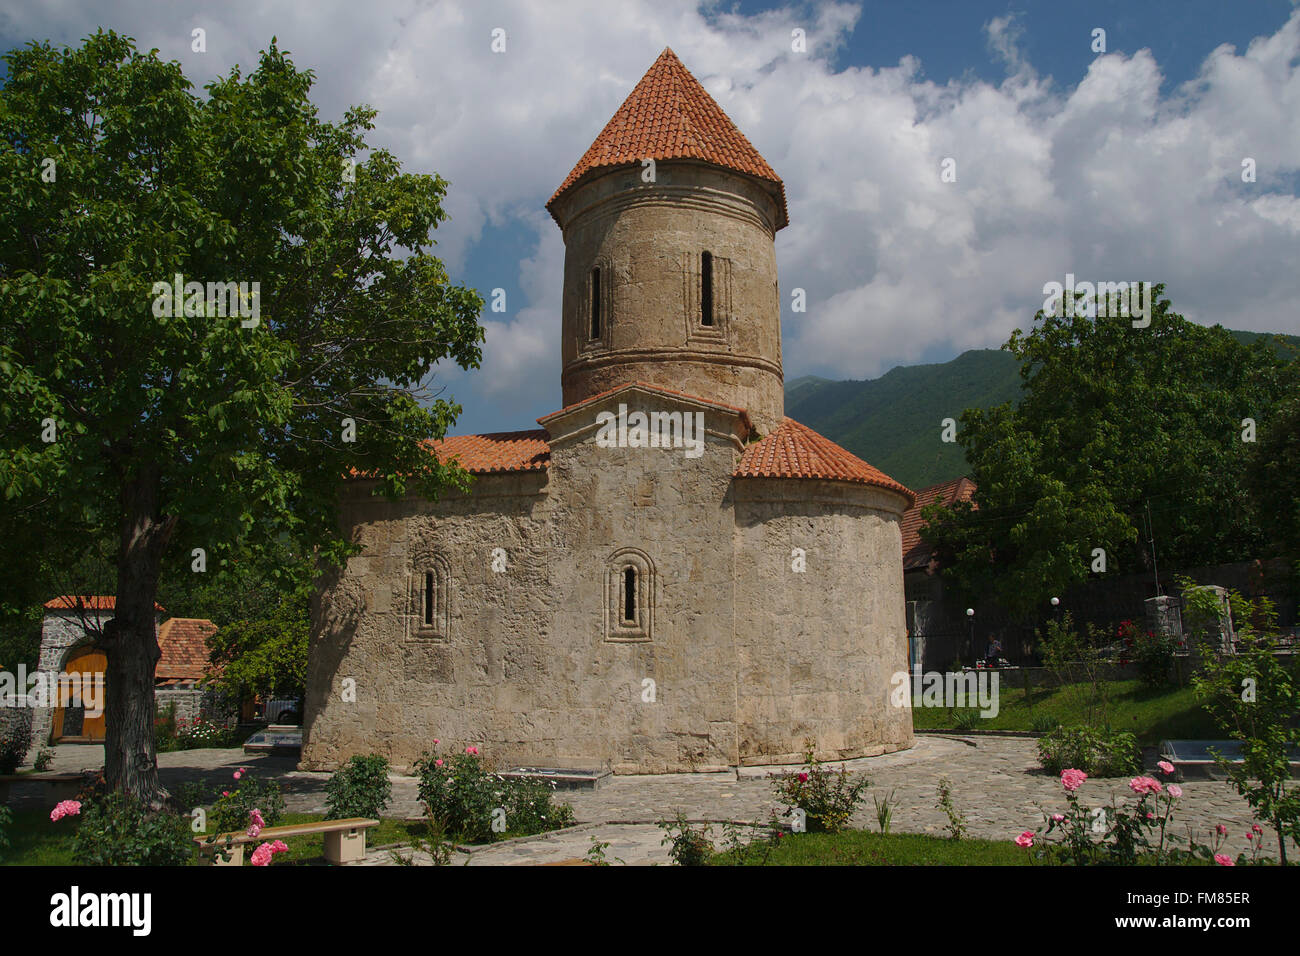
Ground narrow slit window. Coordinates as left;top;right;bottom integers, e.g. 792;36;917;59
623;567;636;622
424;572;434;626
590;267;601;339
700;251;713;326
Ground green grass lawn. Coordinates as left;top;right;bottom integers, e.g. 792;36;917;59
713;829;1030;866
1;809;577;865
909;679;1218;744
1;809;79;865
0;810;431;866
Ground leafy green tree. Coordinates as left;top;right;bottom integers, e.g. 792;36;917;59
923;286;1294;615
0;33;483;801
1246;391;1300;581
204;583;310;702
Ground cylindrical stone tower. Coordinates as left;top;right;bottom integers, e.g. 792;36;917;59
546;48;789;435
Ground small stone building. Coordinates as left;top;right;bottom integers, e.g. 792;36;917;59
301;49;916;774
31;597;229;747
154;617;234;727
30;596;159;746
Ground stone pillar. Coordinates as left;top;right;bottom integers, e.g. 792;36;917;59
1181;584;1235;654
1144;595;1183;639
29;613;87;749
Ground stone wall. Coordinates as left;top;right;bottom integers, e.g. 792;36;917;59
301;391;915;774
733;478;914;765
29;611;99;748
155;685;237;727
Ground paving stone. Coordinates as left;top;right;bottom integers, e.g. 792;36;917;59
16;737;1265;865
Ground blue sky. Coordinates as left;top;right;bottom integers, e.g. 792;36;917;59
3;1;1299;435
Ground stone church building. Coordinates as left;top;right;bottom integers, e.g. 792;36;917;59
301;49;916;774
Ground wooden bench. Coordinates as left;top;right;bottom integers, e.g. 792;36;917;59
196;817;380;865
0;772;87;804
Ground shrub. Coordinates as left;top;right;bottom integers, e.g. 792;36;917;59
936;776;967;840
0;804;11;863
154;702;178;753
1037;726;1141;777
502;775;575;834
1030;712;1061;733
1193;612;1300;865
414;751;499;843
34;747;54;771
0;706;33;773
71;792;195;866
658;812;712;866
413;744;573;843
175;716;237;750
325;753;393;820
770;750;870;833
1021;764;1268;866
1122;620;1176;688
952;708;981;731
211;768;285;834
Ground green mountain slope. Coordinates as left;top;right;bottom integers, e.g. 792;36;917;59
785;330;1299;491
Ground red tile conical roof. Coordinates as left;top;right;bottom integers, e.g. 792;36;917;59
548;48;787;228
735;418;914;500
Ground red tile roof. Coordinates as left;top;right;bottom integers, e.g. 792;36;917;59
156;617;217;681
547;48;788;228
734;418;914;499
900;476;978;571
427;430;551;475
537;381;752;429
44;595;165;612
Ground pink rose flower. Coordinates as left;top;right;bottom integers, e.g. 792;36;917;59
1167;784;1183;798
247;823;263;839
435;758;443;767
250;840;289;867
433;739;440;745
49;800;82;822
1157;760;1175;775
797;772;809;783
249;808;265;828
1251;824;1262;834
1015;831;1035;847
465;746;479;755
1051;814;1065;822
1214;854;1234;867
1060;769;1088;792
1128;776;1163;796
1216;824;1227;836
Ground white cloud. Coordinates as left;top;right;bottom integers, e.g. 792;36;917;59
6;0;1299;423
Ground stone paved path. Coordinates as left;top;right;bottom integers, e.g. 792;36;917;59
20;735;1263;865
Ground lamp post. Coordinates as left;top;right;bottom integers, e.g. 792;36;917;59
966;607;975;665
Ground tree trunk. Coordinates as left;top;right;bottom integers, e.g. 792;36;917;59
102;464;175;805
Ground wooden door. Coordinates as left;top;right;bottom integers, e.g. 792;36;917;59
52;646;107;742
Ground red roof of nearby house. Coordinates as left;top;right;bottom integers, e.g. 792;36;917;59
734;418;914;499
547;48;788;228
43;595;166;612
427;430;551;475
900;476;978;571
156;617;218;681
